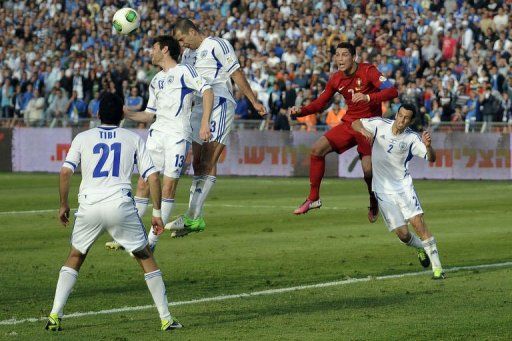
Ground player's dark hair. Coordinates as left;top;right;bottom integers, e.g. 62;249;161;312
398;103;417;121
152;35;180;62
336;42;356;56
98;92;123;125
173;18;200;34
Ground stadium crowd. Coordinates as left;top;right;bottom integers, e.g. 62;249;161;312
1;0;512;132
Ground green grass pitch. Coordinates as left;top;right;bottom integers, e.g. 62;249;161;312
0;173;511;340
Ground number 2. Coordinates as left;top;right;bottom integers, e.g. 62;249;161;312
93;143;121;178
387;144;393;153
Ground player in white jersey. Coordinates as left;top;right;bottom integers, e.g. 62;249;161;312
105;35;213;252
352;104;445;280
168;18;266;236
45;93;182;332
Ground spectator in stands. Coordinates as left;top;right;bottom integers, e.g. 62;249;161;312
325;101;346;128
235;90;250;120
1;78;14;120
66;90;87;126
48;87;69;128
125;87;143;112
24;88;45;127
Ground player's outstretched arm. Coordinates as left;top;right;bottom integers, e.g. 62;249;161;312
200;88;214;142
123;106;155;123
147;172;164;235
422;131;436;162
352;119;374;142
231;69;267;117
59;167;73;226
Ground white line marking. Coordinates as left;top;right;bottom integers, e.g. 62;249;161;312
0;204;350;216
1;261;511;326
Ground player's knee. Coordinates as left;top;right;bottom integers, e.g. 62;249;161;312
132;247;152;260
136;178;149;193
395;229;410;242
192;159;202;175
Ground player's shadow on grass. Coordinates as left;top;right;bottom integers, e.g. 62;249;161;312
181;292;426;326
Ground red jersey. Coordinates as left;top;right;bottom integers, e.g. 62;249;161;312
300;63;398;123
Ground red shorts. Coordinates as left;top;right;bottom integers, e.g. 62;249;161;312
324;121;372;157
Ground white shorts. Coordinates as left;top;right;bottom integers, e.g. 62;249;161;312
375;186;423;231
71;192;147;254
146;129;189;179
191;96;235;145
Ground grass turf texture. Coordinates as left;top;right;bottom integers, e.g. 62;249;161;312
0;173;511;340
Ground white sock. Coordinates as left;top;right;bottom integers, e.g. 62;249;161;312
187;175;206;218
189;176;202;206
50;266;79;317
134;196;149;217
161;198;175;225
191;175;216;219
403;233;423;249
422;236;443;270
144;269;171;320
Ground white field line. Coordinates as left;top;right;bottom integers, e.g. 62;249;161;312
1;261;511;326
0;204;351;216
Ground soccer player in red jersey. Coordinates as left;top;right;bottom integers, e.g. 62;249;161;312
289;42;398;222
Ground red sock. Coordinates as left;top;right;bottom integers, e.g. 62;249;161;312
308;155;325;201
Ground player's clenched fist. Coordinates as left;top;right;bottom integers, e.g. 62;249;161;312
422;131;432;147
288;106;301;118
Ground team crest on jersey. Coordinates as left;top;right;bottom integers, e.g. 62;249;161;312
167;76;174;84
200;50;208;58
355;78;362;91
226;55;234;64
399;142;408;151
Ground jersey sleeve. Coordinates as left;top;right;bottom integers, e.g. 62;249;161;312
366;65;398;103
183;64;212;95
145;79;157;113
360;117;384;135
136;136;158;181
213;38;240;76
411;134;428;160
62;134;82;172
300;75;337;116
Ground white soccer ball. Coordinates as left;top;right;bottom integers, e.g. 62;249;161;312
112;8;140;35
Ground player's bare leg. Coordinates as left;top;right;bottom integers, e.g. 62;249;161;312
132;245;182;330
106;177;150;251
46;247;87;331
409;214;445;279
361;155;378;223
294;136;332;215
394;226;430;268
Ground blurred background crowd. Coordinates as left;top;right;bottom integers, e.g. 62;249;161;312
1;0;512;133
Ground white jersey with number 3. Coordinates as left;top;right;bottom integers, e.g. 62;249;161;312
62;126;157;203
360;117;428;194
182;36;240;104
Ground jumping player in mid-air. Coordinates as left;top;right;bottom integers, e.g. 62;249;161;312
289;42;398;222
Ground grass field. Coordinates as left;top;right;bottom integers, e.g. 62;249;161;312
0;173;511;340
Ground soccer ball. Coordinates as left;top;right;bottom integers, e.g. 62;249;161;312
112;8;140;35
